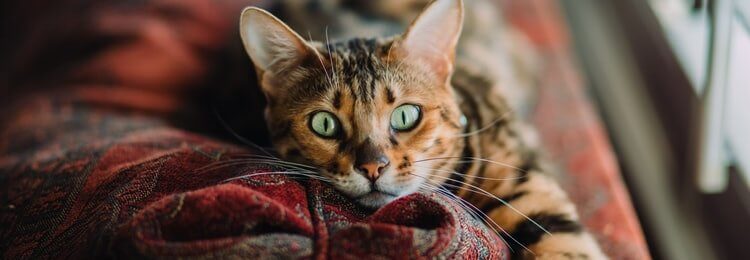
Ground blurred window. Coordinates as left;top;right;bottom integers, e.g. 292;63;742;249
651;0;749;192
648;0;711;93
723;7;749;183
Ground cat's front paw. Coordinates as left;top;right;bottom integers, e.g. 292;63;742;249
521;233;607;260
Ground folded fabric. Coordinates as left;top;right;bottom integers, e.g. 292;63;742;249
126;175;507;259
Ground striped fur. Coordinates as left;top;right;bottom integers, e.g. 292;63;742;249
240;0;606;259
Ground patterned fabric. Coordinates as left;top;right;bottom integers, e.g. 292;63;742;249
1;0;649;259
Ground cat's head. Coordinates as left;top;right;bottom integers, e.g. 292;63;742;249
239;0;465;208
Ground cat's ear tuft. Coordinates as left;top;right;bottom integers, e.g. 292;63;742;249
397;0;464;80
240;7;317;75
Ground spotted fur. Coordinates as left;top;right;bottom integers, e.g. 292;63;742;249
240;0;606;259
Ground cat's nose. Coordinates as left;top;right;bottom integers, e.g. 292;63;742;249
354;141;390;181
356;158;390;181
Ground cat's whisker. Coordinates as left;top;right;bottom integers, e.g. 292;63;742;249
308;30;336;90
416;186;504;246
195;159;318;175
450;110;512;138
418;171;518;200
411;165;526;181
415;180;535;256
230;154;319;170
211;107;277;157
410;171;551;236
197;159;317;175
226;171;329;181
199;151;313;169
414;156;526;173
196;156;304;170
386;38;397;61
418;187;523;255
223;171;332;183
416;183;505;240
324;26;340;87
391;47;412;73
196;161;275;174
415;179;533;255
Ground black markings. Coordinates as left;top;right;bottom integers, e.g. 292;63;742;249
445;136;474;194
389;135;399;146
398;160;411;170
330;38;381;102
515;152;539;185
385;86;395;104
285;149;301;159
503;213;582;253
337;138;354;154
399;155;412;170
516;169;530;185
327;163;339;175
332;90;342;109
440;107;461;129
454;87;483;131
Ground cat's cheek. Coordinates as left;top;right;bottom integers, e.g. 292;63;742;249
380;170;412;193
410;162;445;187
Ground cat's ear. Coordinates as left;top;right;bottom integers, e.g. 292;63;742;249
240;7;318;75
395;0;464;80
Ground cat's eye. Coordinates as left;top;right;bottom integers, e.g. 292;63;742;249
390;104;421;132
310;111;339;138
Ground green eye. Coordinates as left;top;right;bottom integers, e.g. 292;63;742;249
390;104;421;131
310;111;339;138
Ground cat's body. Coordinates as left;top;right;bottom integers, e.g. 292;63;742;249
239;0;606;259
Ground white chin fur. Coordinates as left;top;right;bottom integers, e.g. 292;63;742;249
356;192;398;208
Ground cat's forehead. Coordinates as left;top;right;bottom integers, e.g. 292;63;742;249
282;37;436;110
285;38;393;102
326;38;387;102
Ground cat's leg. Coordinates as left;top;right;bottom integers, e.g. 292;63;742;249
468;167;607;259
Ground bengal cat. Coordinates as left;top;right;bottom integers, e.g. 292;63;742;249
238;0;606;258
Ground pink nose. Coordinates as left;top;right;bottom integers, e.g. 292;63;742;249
357;161;388;181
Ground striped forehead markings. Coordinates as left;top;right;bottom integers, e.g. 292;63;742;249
385;86;396;104
333;90;342;109
329;38;382;102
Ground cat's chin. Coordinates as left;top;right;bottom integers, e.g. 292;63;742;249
355;191;398;209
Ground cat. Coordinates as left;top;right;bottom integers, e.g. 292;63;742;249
238;0;606;259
